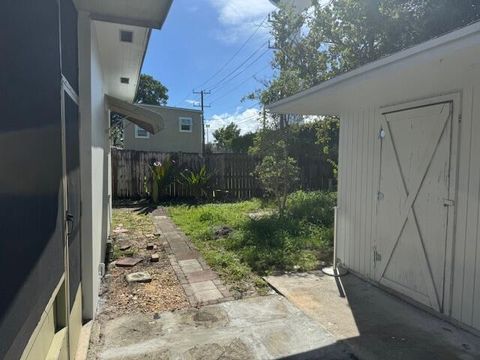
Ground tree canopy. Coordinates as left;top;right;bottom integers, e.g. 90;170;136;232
134;74;169;105
213;123;241;152
253;0;480;105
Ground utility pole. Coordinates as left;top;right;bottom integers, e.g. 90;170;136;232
193;90;211;154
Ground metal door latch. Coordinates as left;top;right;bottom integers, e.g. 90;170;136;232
373;247;382;265
443;199;455;207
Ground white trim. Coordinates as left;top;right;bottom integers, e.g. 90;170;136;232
134;124;150;139
179;117;193;133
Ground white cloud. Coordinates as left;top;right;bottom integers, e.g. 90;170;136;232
185;99;200;106
208;0;276;43
206;107;263;140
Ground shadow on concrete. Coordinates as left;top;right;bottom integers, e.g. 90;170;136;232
266;272;480;360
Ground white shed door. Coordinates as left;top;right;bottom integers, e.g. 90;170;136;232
376;102;454;312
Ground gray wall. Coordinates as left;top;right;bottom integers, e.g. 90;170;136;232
123;105;203;153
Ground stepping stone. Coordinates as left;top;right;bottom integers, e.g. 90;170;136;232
116;257;142;267
186;270;217;283
146;243;155;250
179;259;203;274
150;253;160;262
119;243;131;251
126;272;152;283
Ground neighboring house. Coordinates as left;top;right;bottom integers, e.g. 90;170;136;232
123;105;203;153
1;1;172;359
269;22;480;334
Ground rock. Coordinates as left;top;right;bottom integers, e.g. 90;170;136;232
126;272;152;283
150;253;160;262
146;243;155;250
119;243;131;251
214;226;233;239
116;257;142;267
145;234;155;239
113;228;129;234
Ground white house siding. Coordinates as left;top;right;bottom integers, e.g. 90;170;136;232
78;12;110;319
336;81;480;332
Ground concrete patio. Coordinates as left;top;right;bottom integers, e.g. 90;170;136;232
88;295;354;359
265;272;480;360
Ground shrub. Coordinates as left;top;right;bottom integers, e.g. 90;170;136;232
286;190;336;227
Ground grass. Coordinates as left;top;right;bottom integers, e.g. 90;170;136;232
167;191;336;296
112;208;155;237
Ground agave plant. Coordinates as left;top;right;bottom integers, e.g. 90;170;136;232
179;165;212;201
149;157;175;203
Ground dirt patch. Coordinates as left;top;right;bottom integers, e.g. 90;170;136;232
99;208;189;318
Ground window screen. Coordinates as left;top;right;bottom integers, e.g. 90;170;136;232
179;117;193;132
135;125;149;138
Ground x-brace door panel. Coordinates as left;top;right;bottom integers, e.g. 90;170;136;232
375;102;453;312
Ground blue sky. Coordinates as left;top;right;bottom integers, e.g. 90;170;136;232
141;0;277;137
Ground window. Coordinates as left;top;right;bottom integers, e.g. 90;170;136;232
135;125;150;139
179;117;193;132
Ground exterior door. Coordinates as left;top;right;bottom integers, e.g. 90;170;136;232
375;101;455;312
64;89;81;310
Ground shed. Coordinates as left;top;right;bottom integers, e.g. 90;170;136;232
268;22;480;333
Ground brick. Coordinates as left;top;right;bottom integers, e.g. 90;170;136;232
115;257;142;267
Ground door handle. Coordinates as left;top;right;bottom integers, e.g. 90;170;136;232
66;212;74;236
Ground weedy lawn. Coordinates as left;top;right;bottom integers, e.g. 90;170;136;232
167;191;336;296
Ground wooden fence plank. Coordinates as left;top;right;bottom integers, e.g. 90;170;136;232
111;149;335;200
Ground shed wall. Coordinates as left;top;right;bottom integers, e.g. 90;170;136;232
337;82;480;331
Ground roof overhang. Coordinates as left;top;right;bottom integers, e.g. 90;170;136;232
93;21;151;102
268;22;480;116
74;0;173;29
106;95;165;134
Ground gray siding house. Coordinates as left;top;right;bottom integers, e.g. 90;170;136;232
123;105;203;153
0;1;172;359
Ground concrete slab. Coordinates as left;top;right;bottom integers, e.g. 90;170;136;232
265;272;480;360
91;295;354;360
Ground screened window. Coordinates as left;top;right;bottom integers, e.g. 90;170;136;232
179;117;193;132
135;125;150;139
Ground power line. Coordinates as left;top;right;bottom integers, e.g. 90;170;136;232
195;15;269;90
209;63;271;105
210;48;271;96
208;41;269;91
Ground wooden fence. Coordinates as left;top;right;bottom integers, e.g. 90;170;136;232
112;149;335;200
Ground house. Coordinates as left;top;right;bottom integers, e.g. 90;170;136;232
123;105;203;153
269;22;480;334
0;1;172;359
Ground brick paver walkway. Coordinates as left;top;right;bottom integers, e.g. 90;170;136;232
151;208;232;306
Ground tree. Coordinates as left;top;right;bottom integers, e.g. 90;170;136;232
134;74;169;105
249;0;480;186
213;122;241;152
111;74;169;146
